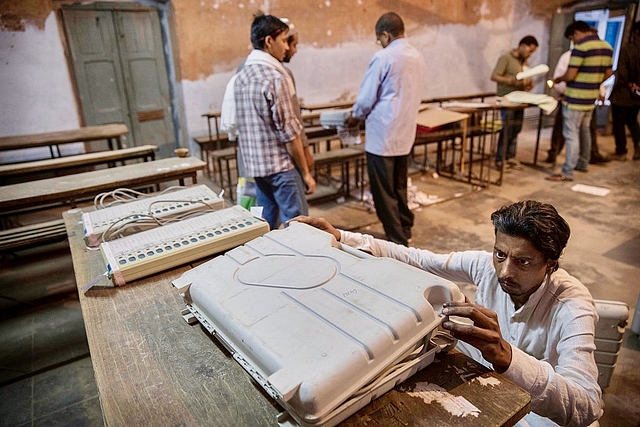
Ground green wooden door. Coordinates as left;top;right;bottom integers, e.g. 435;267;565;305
62;6;176;158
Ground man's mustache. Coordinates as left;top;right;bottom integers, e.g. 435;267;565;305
498;278;518;287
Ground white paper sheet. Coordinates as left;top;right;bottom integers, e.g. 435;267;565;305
516;64;550;80
503;91;558;114
571;184;611;197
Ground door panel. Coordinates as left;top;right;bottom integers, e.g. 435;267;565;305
85;61;123;116
62;9;131;145
62;6;176;157
116;10;175;158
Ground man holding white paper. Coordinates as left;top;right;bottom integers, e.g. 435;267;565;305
491;35;539;170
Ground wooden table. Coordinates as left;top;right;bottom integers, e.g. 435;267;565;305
62;209;530;427
300;101;355;112
342;351;530;427
0;157;205;213
433;101;535;187
0;123;130;159
416;108;469;173
200;111;226;149
486;102;533;186
429;102;501;187
311;147;366;202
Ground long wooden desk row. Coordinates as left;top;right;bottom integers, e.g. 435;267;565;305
198;94;538;194
415;99;541;187
62;207;530;427
0;156;206;213
0;123;129;159
0;145;158;186
308;146;366;203
204;124;341;201
299;92;496;113
195;112;333;175
204;104;504;202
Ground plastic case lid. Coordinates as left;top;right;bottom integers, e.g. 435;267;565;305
174;222;463;426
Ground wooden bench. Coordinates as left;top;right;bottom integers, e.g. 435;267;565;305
196;111;330;177
0;157;206;253
301;112;321;126
0;218;67;253
0;145;158;185
0;156;206;214
195;112;230;174
0;123;130;159
207;145;364;204
210;147;237;201
309;147;365;202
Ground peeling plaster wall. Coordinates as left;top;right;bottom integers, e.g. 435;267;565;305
178;0;550;139
174;0;549;80
0;0;569;155
0;12;82;162
0;0;51;31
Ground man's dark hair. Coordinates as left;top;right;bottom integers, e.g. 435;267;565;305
519;35;539;47
491;200;570;270
564;22;577;39
375;12;404;37
571;20;592;34
250;12;289;50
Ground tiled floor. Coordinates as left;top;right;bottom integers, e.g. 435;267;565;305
0;290;102;426
1;126;639;426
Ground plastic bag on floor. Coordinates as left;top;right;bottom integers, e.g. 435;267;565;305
407;178;442;209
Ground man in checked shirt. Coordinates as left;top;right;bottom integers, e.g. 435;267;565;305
234;12;315;230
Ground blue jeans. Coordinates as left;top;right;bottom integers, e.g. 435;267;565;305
561;105;592;179
254;168;308;230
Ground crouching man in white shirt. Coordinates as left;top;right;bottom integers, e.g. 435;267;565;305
290;200;602;427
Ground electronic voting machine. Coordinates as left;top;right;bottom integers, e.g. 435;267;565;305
173;221;463;427
100;205;268;287
83;185;224;247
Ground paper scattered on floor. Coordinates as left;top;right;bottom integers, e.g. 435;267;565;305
408;178;443;210
571;184;611;197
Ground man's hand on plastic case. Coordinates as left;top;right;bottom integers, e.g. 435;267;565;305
441;301;513;373
287;216;340;241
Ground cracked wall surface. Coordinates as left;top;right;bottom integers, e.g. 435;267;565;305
0;0;587;142
171;0;569;80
